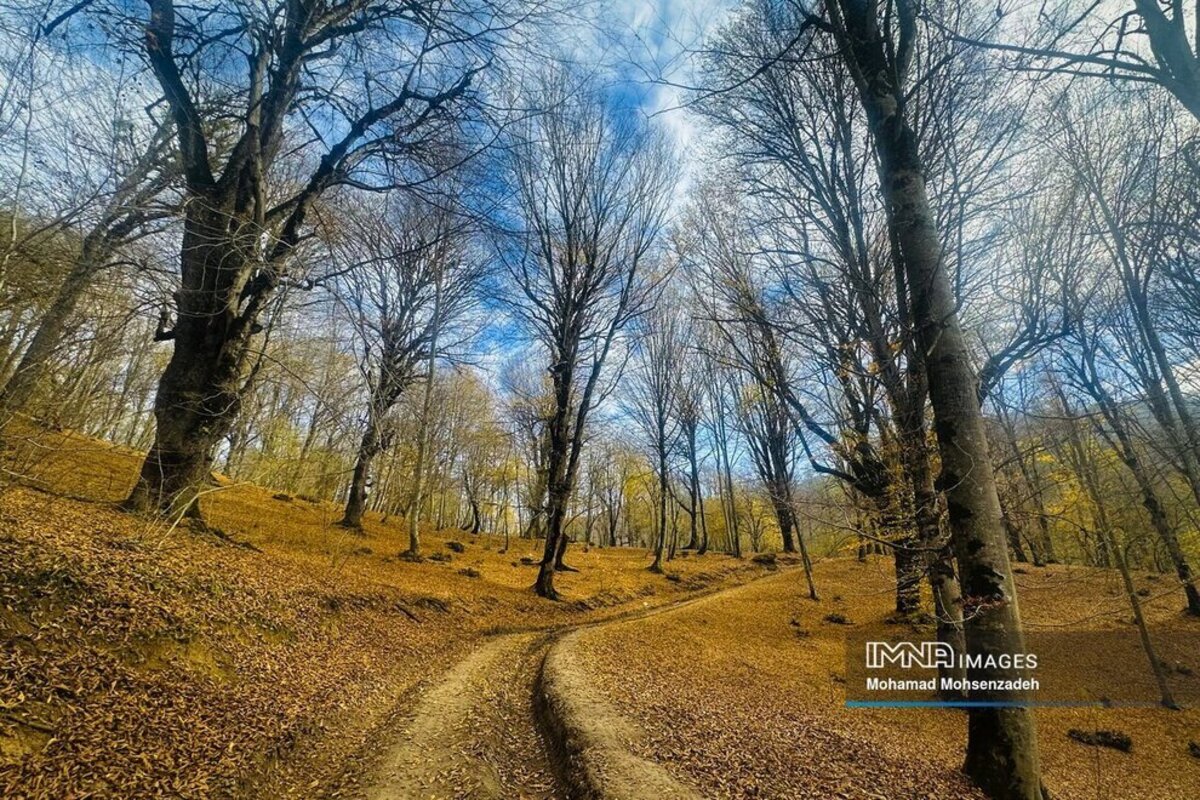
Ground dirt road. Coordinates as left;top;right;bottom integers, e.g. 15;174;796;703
343;578;755;799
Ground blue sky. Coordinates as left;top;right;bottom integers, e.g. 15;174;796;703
586;0;738;164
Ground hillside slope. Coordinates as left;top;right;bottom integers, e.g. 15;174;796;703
0;428;761;798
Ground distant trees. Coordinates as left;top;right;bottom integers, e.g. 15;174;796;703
498;77;675;599
332;200;482;533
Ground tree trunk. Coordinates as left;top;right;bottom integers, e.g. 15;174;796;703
553;531;574;571
650;450;668;572
341;427;378;529
535;365;576;598
769;477;799;554
895;394;968;682
535;476;569;597
684;424;700;549
0;249;100;412
404;281;442;558
1001;504;1031;565
836;26;1045;791
124;207;263;517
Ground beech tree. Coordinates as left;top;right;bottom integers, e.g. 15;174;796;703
625;301;683;573
498;76;675;598
822;0;1045;795
117;0;509;517
332;200;481;532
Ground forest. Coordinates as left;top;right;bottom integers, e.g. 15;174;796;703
1;1;1199;799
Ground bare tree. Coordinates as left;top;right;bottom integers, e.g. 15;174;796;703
114;0;510;517
625;301;683;573
822;1;1045;794
673;337;708;551
332;200;481;533
0;122;178;412
966;0;1200;122
498;76;675;598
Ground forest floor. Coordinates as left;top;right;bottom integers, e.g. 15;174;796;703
2;423;1200;799
576;560;1200;799
0;424;768;798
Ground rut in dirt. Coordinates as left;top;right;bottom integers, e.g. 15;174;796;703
359;632;562;800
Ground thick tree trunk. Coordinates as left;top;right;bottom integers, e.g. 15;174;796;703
535;375;575;598
535;478;569;598
650;450;668;572
341;426;379;529
124;206;263;518
553;531;575;571
124;331;249;518
769;478;799;554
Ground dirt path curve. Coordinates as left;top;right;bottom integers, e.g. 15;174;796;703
361;631;559;800
352;571;788;800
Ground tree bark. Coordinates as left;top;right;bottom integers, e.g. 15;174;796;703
405;376;436;557
123;201;266;517
684;422;701;549
341;424;380;529
650;447;669;572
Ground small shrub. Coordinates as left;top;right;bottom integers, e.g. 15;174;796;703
458;567;481;579
446;541;466;553
751;553;777;568
427;551;452;563
823;612;852;625
272;492;292;502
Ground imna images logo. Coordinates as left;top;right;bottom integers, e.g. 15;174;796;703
865;641;955;670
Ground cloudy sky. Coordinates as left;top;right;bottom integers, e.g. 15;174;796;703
582;0;738;174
